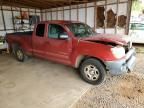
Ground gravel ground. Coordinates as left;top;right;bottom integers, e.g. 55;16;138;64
72;53;144;108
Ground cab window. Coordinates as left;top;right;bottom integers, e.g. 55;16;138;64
36;24;45;37
48;24;66;39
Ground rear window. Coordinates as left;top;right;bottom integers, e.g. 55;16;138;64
36;24;45;37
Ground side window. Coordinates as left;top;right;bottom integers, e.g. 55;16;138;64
48;24;66;39
36;24;45;37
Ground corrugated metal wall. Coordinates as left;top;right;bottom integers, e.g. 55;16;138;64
41;0;129;35
0;0;131;37
0;6;41;36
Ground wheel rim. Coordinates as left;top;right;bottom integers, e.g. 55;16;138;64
16;50;23;60
84;64;100;81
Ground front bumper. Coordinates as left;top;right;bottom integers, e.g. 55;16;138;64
105;48;136;75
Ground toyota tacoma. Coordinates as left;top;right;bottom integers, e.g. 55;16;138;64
6;21;136;85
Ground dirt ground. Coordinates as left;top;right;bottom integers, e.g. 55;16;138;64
72;53;144;108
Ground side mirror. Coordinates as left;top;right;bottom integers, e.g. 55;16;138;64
59;34;68;39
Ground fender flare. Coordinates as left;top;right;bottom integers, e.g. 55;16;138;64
74;55;106;69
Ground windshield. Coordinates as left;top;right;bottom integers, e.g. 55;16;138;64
66;23;96;38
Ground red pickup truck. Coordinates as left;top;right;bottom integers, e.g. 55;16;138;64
6;20;136;85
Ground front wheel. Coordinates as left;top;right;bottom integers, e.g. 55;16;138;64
80;58;106;85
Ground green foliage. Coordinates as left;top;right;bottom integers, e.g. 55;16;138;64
132;0;144;12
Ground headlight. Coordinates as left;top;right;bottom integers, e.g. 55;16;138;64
111;46;125;59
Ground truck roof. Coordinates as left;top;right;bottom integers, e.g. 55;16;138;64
40;20;80;24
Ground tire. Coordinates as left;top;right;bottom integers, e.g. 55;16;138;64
13;46;27;62
79;58;106;85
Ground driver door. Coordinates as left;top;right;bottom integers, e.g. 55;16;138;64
46;24;72;65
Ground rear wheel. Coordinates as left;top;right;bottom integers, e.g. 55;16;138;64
80;58;106;85
13;46;27;62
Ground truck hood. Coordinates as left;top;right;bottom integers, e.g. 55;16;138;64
81;34;129;46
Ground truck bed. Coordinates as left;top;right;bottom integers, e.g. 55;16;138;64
6;31;33;55
7;31;33;36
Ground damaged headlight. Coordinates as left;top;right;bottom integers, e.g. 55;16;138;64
111;46;125;59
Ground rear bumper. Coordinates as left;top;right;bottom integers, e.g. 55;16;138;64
105;48;136;75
